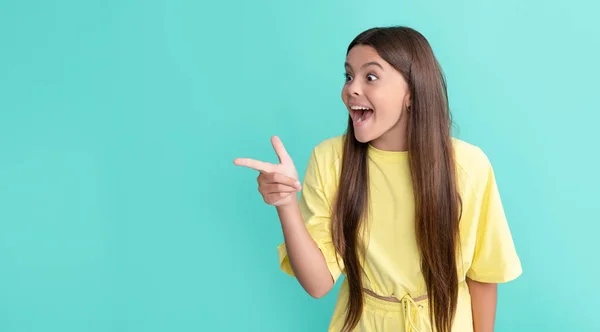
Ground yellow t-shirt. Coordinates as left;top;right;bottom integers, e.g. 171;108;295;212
278;135;522;332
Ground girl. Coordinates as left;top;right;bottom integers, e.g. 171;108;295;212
234;26;522;332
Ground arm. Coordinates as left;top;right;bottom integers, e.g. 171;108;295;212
277;200;334;298
467;278;497;332
234;136;337;299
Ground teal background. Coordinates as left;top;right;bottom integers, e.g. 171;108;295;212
1;0;598;331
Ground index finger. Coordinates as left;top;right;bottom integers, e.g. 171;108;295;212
233;158;275;173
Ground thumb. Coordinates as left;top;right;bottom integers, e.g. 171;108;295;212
271;136;292;164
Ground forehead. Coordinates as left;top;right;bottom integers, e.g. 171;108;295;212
345;45;386;67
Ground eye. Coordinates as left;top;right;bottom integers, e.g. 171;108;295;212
367;74;378;81
344;73;353;83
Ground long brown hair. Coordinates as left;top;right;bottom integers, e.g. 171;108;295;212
332;26;463;332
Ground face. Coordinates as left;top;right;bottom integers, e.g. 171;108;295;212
342;45;411;150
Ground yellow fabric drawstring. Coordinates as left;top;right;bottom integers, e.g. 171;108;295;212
401;294;424;332
362;288;427;332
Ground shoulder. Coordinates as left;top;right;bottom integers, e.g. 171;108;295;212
452;137;493;175
302;135;345;185
310;135;345;164
451;137;495;193
313;135;344;154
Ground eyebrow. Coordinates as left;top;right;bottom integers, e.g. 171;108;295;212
344;61;384;71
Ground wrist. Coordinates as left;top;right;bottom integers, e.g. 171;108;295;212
276;197;300;220
276;196;298;211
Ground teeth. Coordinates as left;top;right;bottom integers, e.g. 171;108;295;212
350;105;372;124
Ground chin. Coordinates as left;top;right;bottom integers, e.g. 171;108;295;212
353;131;373;144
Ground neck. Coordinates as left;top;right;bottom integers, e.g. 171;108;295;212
369;121;408;152
370;136;407;151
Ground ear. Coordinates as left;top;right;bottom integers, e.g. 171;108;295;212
404;94;412;109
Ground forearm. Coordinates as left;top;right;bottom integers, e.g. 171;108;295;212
277;200;334;298
467;277;497;332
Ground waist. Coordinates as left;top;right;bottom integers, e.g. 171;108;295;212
362;287;428;331
361;287;428;312
363;287;428;303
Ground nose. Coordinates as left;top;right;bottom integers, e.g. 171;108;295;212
347;80;361;96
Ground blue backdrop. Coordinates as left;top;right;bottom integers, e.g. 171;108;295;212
1;0;598;331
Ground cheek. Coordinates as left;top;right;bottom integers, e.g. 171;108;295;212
369;89;396;116
375;87;405;117
341;85;349;102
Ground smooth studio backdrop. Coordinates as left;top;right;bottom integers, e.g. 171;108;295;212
1;0;598;331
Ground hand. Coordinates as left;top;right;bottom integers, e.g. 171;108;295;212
234;136;302;207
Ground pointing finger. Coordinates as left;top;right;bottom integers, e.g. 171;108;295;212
233;158;275;173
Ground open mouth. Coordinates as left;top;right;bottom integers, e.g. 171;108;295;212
350;106;374;125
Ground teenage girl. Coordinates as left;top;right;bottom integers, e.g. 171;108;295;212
234;26;522;332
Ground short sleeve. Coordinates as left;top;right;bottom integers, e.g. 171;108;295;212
277;148;344;283
466;155;522;283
